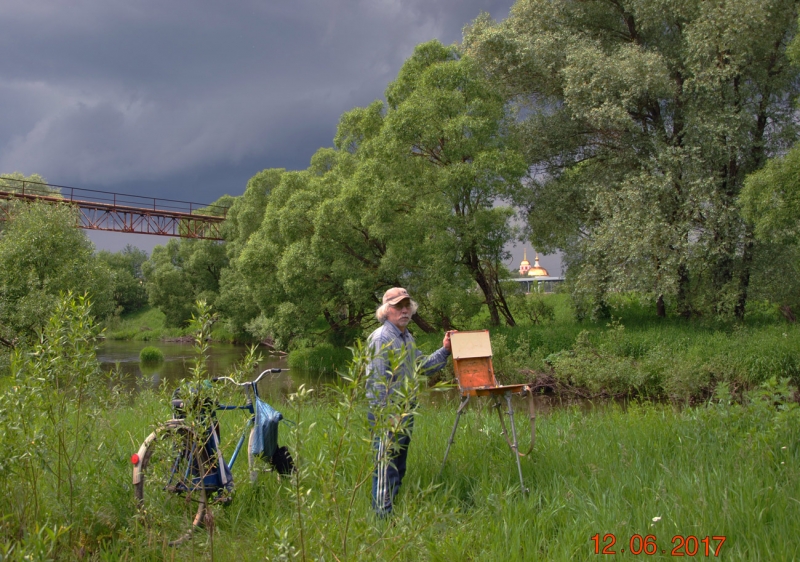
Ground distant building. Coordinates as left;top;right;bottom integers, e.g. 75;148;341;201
526;253;549;278
519;248;531;276
513;248;564;293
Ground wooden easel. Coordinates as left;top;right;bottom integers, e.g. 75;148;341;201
439;330;535;493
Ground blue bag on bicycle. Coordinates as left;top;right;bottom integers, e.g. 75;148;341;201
251;397;283;461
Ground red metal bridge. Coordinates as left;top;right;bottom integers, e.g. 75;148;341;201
0;177;228;240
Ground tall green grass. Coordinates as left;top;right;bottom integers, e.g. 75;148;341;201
101;376;800;560
138;346;164;364
104;306;186;341
3;294;800;559
287;343;352;375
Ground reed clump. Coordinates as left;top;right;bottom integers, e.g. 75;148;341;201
138;346;164;364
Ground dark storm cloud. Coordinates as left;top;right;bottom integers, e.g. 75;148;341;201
0;0;513;200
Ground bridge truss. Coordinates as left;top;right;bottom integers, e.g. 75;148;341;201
0;178;227;241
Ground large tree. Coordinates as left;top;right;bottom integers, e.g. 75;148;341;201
97;245;148;314
0;201;113;346
738;17;800;320
378;41;528;326
465;0;799;319
237;147;400;347
233;41;527;347
143;238;228;327
216;171;284;338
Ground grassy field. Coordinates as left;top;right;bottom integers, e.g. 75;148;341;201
104;305;237;342
85;383;800;560
3;296;800;560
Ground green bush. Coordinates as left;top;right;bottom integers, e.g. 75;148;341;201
138;346;164;364
287;343;351;375
0;293;125;555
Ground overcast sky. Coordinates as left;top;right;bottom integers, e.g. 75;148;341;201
0;0;561;275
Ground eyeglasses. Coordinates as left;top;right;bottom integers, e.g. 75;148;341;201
391;300;411;310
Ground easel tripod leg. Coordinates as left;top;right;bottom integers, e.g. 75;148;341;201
439;394;469;477
505;392;528;494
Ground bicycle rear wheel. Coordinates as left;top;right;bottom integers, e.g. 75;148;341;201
133;420;210;547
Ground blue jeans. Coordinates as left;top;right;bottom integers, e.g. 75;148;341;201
368;411;414;516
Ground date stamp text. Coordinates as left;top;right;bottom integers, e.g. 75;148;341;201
591;533;726;556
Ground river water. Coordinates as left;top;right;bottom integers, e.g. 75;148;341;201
97;340;580;414
96;340;324;401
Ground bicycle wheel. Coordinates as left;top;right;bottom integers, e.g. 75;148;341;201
133;420;210;547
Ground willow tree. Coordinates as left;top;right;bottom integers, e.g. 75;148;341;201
236;147;394;346
143;238;228;327
0;201;113;347
739;21;800;321
378;40;528;327
215;170;284;337
233;41;526;346
466;0;799;318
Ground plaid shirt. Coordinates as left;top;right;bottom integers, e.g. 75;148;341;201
366;321;450;408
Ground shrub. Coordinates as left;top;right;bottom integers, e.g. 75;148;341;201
138;346;164;364
0;293;123;554
287;343;351;375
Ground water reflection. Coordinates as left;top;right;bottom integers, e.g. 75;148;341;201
96;340;328;401
97;340;611;414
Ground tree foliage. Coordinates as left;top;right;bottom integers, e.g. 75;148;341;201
227;41;527;347
0;172;59;199
741;145;800;245
0;201;113;346
96;245;148;314
142;238;228;327
380;41;528;327
465;0;800;319
216;172;284;338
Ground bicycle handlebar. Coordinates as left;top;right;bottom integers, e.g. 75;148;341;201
211;368;287;387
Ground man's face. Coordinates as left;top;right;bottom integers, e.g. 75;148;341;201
386;298;412;331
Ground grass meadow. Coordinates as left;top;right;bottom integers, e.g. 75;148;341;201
83;385;800;560
2;295;800;560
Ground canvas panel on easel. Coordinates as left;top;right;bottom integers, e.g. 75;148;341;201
450;330;497;393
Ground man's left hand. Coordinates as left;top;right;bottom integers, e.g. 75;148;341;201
443;330;456;352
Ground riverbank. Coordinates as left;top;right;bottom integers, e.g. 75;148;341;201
105;297;800;403
104;305;239;343
400;295;800;403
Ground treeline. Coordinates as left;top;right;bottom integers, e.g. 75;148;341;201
143;2;800;346
4;1;800;352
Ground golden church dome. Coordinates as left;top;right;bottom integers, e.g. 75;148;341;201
527;254;549;277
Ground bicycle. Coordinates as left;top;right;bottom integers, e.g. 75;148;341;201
131;368;294;547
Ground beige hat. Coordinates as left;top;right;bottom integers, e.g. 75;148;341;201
382;287;411;305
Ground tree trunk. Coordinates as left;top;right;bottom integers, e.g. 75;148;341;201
464;248;502;326
734;230;754;321
488;258;516;327
656;294;665;318
412;312;436;333
439;313;453;331
780;305;796;323
676;263;691;318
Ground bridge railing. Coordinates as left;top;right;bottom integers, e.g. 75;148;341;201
0;176;228;218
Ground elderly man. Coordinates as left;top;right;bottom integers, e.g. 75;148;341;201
367;287;453;517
